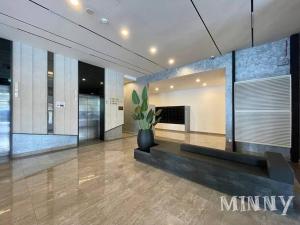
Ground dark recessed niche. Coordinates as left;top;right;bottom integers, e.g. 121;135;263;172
0;38;12;85
78;61;104;97
155;106;185;124
47;52;54;134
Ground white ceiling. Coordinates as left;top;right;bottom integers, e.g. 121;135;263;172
0;0;300;78
149;69;225;94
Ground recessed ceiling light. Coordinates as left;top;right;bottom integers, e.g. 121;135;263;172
82;78;86;81
86;8;94;15
155;87;159;91
196;78;201;83
100;81;104;85
170;85;174;89
168;58;175;65
121;28;129;38
149;47;157;55
100;17;109;24
202;82;207;87
69;0;80;6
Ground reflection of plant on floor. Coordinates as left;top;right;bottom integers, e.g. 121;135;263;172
131;86;162;130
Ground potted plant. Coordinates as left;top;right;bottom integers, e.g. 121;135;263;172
132;86;162;152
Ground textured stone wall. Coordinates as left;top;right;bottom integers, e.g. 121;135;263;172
236;38;290;81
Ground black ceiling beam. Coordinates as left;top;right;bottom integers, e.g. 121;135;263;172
190;0;222;55
28;0;166;70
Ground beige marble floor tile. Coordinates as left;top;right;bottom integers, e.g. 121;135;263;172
0;134;299;225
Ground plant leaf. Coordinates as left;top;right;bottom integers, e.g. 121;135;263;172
135;105;141;114
141;99;148;112
152;117;161;126
139;113;144;120
146;109;154;123
132;90;140;105
155;109;162;116
131;113;138;120
142;86;148;101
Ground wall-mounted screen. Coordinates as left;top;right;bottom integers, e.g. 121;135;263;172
155;106;185;124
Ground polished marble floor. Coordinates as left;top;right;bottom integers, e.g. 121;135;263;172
0;136;300;225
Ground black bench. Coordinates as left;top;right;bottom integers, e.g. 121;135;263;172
134;140;295;211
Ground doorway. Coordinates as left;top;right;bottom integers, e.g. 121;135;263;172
78;61;105;144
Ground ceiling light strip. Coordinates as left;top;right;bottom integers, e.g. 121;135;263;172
28;0;166;70
0;22;147;75
190;0;222;55
0;11;152;74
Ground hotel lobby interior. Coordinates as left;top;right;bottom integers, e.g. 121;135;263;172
1;0;300;224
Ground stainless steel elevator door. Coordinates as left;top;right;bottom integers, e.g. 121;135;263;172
0;85;10;155
79;95;100;142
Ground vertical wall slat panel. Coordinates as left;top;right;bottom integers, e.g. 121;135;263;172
32;48;47;134
20;44;33;133
54;54;65;134
54;54;78;135
70;59;78;135
105;69;124;132
64;57;71;134
12;42;21;133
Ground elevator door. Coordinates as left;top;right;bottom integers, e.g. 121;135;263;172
79;94;100;142
0;85;10;155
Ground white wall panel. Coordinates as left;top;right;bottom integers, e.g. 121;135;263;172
32;48;47;133
12;42;21;132
54;54;65;135
13;42;47;134
20;44;33;133
54;54;78;135
235;75;291;147
149;86;225;134
105;69;124;131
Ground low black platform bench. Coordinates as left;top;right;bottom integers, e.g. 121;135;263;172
134;140;295;210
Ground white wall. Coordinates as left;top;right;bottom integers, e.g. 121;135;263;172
149;85;225;134
54;54;78;135
105;68;124;131
13;42;48;134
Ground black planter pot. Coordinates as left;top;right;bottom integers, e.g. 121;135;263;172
137;129;154;152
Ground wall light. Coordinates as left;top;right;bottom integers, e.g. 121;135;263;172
202;82;207;87
100;18;109;24
170;85;174;89
155;87;159;91
196;78;200;83
70;0;80;6
121;28;129;38
48;71;54;75
100;81;104;85
149;47;157;55
82;78;86;81
168;58;175;65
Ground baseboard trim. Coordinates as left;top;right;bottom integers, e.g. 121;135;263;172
12;144;77;159
155;128;225;136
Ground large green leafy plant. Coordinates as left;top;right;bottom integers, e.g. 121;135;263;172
132;86;162;130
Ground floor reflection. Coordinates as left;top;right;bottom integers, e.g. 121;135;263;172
0;136;299;225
